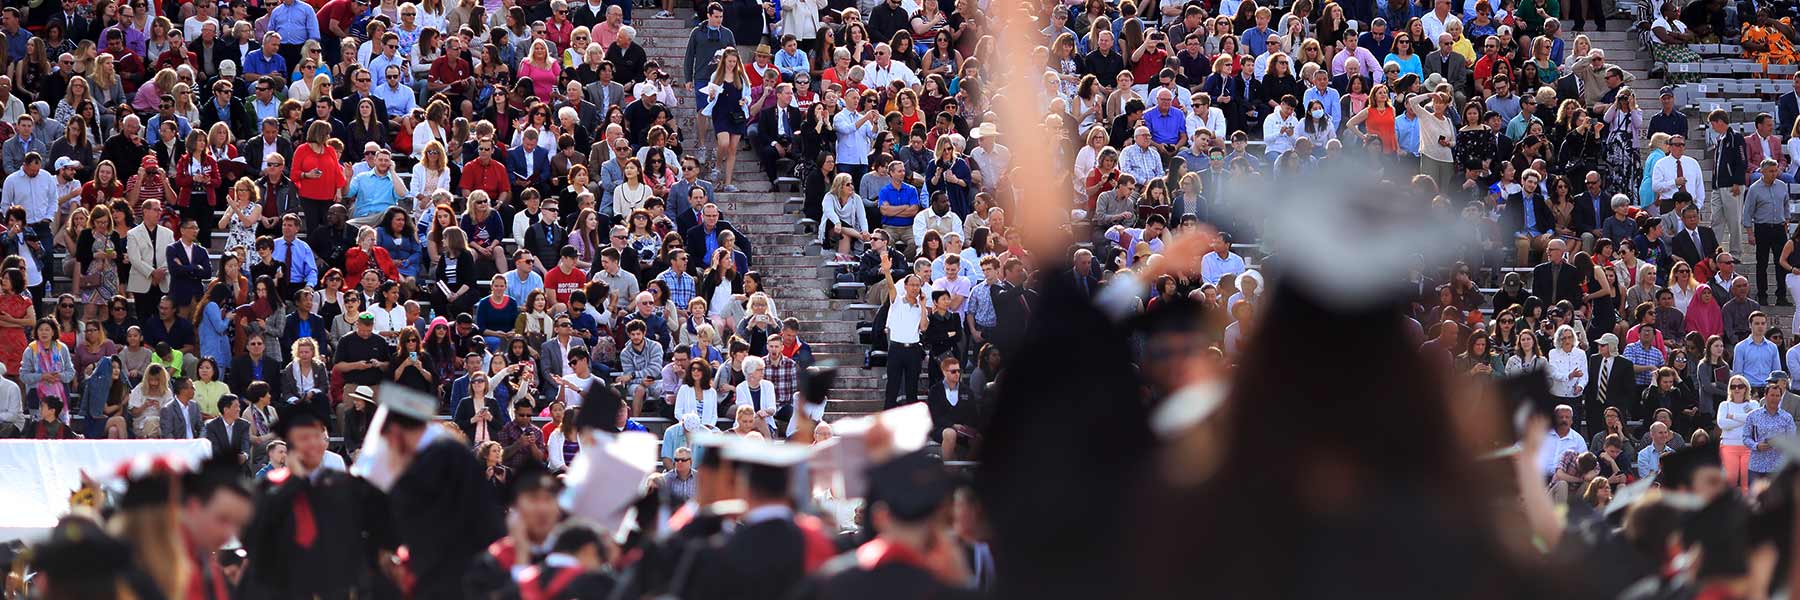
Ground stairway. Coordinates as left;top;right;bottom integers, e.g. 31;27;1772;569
634;16;888;420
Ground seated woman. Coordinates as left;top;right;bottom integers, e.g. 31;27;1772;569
1742;9;1799;67
1650;2;1702;83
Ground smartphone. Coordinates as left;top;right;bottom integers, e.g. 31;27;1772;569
410;351;418;360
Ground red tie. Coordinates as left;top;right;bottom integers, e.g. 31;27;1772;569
292;488;318;549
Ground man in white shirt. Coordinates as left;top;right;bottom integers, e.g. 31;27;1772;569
1186;94;1227;140
1421;0;1455;44
1538;404;1588;476
968;125;1009;192
1651;134;1707;211
864;43;920;89
912;191;964;243
1200;236;1247;284
1262;97;1303;160
882;251;927;409
550;346;598;407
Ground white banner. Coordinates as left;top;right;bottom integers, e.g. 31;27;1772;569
0;439;213;542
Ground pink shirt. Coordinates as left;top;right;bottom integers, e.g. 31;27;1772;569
517;60;562;100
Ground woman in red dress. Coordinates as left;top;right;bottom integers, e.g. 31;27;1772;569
0;269;38;378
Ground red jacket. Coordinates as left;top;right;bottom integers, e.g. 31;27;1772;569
344;245;400;284
171;152;220;210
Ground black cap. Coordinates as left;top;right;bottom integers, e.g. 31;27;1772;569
31;516;132;589
799;365;837;406
867;450;952;523
1684;494;1751;578
1658;442;1723;489
271;397;326;440
574;383;624;432
506;458;562;505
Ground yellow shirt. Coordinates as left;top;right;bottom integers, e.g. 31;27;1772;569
194;380;230;417
1449;37;1477;64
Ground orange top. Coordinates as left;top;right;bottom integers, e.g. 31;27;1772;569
1366;105;1398;153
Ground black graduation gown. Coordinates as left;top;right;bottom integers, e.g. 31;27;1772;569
389;437;506;600
789;552;983;600
237;468;397;600
617;509;728;599
687;517;809;600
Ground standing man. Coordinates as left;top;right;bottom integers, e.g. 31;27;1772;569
0;151;55;286
126;200;174;321
1648;86;1689;138
166;219;212;311
377;388;505;600
882;251;927;409
240;402;397;597
1743;159;1792;305
1710;110;1750;254
1653;134;1707;216
1532;238;1583;306
265;0;321;70
1735;311;1781;385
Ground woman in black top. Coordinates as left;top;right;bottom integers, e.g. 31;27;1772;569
432;227;479;318
1257;58;1304;121
389;328;436;394
345;98;389;158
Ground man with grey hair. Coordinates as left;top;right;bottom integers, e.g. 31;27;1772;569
1540;404;1587;475
1120;125;1168;182
1744;158;1792;304
1144;87;1188;157
1723;275;1761;344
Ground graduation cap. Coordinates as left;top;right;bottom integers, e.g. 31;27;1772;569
1683;494;1752;578
1658;442;1723;490
183;452;250;501
866;450;952;523
271;397;326;441
114;454;188;510
506;457;562;505
573;382;624;433
723;439;810;500
31;516;133;591
798;365;838;407
692;431;740;470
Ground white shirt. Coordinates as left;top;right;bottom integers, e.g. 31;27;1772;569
1538;426;1588;475
1421;11;1453;44
183;17;219;42
0;376;21;429
1262;111;1302;156
912;207;964;244
1200;252;1247;284
1546;347;1590;398
1651;154;1707;207
674;385;720;425
885;292;925;345
734;378;778;431
1719;399;1756;446
1186;107;1228;139
370;304;407;335
559;372;596;407
864;60;920;88
2;169;58;224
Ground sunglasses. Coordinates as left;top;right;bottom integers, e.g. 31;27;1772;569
673;457;691;462
1733;384;1749;389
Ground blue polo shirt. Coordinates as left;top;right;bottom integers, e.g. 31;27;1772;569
878;182;921;228
1143;107;1186;145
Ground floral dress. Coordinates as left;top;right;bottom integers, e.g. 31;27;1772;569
224;202;260;253
80;232;122;304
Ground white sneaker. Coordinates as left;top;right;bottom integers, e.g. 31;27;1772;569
653;10;673;18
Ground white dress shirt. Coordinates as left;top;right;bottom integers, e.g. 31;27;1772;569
1651;153;1707;208
885;293;925;345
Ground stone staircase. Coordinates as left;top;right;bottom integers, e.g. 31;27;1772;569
634;16;889;420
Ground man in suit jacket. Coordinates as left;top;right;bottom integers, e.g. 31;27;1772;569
166;219;212;309
682;203;755;267
1669;204;1722;268
1585;334;1639;432
1423;34;1471;95
751;84;804;182
334;67;390;125
126;199;176;321
160;379;205;439
1063;249;1103;298
927;356;982;458
238;118;293;172
583;62;627;114
1780;76;1800;137
538;320;590;387
37;1;92;44
507;132;552;196
1532;238;1584;306
204;395;253;467
1746;113;1787;181
1571;169;1609;236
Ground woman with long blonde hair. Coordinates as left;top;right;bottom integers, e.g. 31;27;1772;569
1719;373;1758;491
